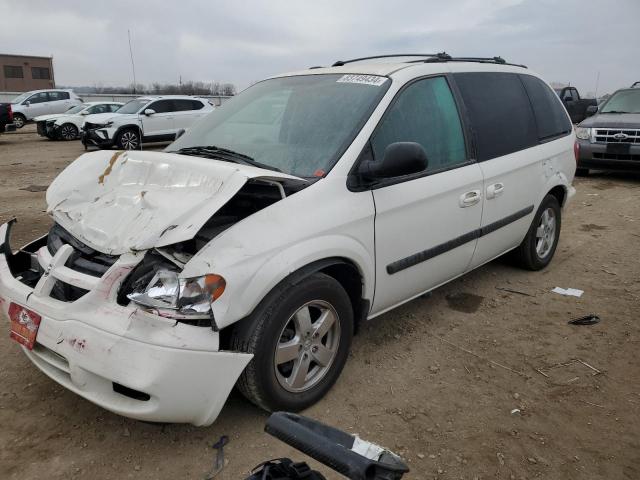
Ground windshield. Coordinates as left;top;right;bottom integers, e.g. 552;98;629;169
168;74;390;177
65;105;86;114
601;90;640;113
117;99;149;114
11;92;32;104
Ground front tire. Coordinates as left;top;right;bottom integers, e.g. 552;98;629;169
116;128;141;150
231;273;354;412
13;114;26;129
58;123;79;141
513;194;561;270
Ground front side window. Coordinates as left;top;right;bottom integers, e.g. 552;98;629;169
27;92;49;104
109;104;122;112
600;89;640;114
370;76;467;173
148;100;175;113
88;104;109;114
454;72;537;162
168;74;390;177
65;105;86;114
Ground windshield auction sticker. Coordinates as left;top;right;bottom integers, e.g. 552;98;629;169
336;74;388;86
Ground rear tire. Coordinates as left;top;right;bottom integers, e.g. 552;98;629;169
59;123;78;141
116;128;141;150
513;194;561;271
231;273;354;412
13;114;26;129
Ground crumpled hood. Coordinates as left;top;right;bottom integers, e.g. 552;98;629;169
83;112;121;125
580;113;640;128
46;150;305;255
33;113;68;122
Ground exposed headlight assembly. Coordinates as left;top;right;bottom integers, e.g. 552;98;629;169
575;127;591;141
127;269;226;318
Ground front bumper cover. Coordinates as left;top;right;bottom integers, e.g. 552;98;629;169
578;140;640;172
82;127;116;148
0;221;252;426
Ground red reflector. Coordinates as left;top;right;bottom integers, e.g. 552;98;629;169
8;104;12;122
574;140;579;164
9;303;41;350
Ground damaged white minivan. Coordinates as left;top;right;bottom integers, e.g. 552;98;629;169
1;54;576;426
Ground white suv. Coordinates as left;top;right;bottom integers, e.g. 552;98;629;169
10;89;82;128
1;54;576;426
35;102;123;140
81;95;213;149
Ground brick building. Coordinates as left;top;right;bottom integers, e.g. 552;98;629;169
1;53;55;92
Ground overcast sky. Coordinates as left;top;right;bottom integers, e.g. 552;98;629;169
2;0;638;95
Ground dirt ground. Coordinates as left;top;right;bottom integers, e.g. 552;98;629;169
1;126;639;480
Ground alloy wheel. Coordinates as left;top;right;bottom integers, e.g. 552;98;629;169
120;131;139;149
274;300;341;393
60;124;77;140
535;207;556;259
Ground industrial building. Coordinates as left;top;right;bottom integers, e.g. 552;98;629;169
1;53;55;92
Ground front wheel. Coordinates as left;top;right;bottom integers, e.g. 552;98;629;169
116;128;141;150
513;194;561;270
13;114;26;129
59;123;78;141
231;273;354;412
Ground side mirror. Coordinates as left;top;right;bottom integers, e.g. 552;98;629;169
80;111;89;115
586;105;598;117
144;108;156;116
24;101;30;107
360;142;428;179
174;128;186;140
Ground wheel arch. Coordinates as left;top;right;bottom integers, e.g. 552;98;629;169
114;124;142;139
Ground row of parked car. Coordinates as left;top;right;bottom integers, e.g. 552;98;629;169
2;88;214;149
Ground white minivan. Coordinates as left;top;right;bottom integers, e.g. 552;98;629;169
1;54;576;426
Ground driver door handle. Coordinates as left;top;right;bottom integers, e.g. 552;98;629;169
459;190;482;208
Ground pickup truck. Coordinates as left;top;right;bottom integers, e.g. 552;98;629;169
0;103;16;133
554;86;598;124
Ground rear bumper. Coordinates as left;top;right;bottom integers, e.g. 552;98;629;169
577;140;640;172
0;221;252;426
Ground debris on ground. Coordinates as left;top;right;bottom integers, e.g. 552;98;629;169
551;287;584;297
19;184;48;192
569;314;600;326
203;435;229;479
496;286;534;297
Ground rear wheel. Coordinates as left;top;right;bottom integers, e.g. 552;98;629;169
231;273;354;412
513;194;561;270
59;123;78;141
13;114;26;129
116;128;141;150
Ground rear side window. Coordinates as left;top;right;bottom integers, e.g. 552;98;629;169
371;76;467;172
48;91;70;101
520;75;571;141
190;100;204;110
454;72;537;161
173;99;204;111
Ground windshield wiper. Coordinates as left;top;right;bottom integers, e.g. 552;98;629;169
170;145;282;172
602;110;630;114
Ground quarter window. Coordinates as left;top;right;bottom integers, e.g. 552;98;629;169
454;72;538;162
3;65;23;78
520;75;571;141
371;76;467;172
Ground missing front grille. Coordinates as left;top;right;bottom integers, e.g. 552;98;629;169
112;382;151;401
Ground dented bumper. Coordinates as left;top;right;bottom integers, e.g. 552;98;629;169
0;221;252;426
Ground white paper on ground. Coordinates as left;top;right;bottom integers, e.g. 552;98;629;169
551;287;584;297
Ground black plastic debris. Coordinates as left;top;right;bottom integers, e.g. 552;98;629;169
568;314;600;326
203;435;229;479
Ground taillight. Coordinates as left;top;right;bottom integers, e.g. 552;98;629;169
573;140;579;164
8;104;12;122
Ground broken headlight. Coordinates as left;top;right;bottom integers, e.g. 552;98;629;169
127;269;226;318
575;127;591;140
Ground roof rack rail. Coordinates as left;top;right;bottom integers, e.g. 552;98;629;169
329;52;526;69
331;54;440;67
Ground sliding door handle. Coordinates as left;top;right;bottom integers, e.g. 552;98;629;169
487;182;505;199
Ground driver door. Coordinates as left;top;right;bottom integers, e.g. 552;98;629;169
24;92;50;118
370;76;484;314
142;99;176;138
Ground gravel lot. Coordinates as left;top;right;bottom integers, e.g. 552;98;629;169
1;126;639;480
